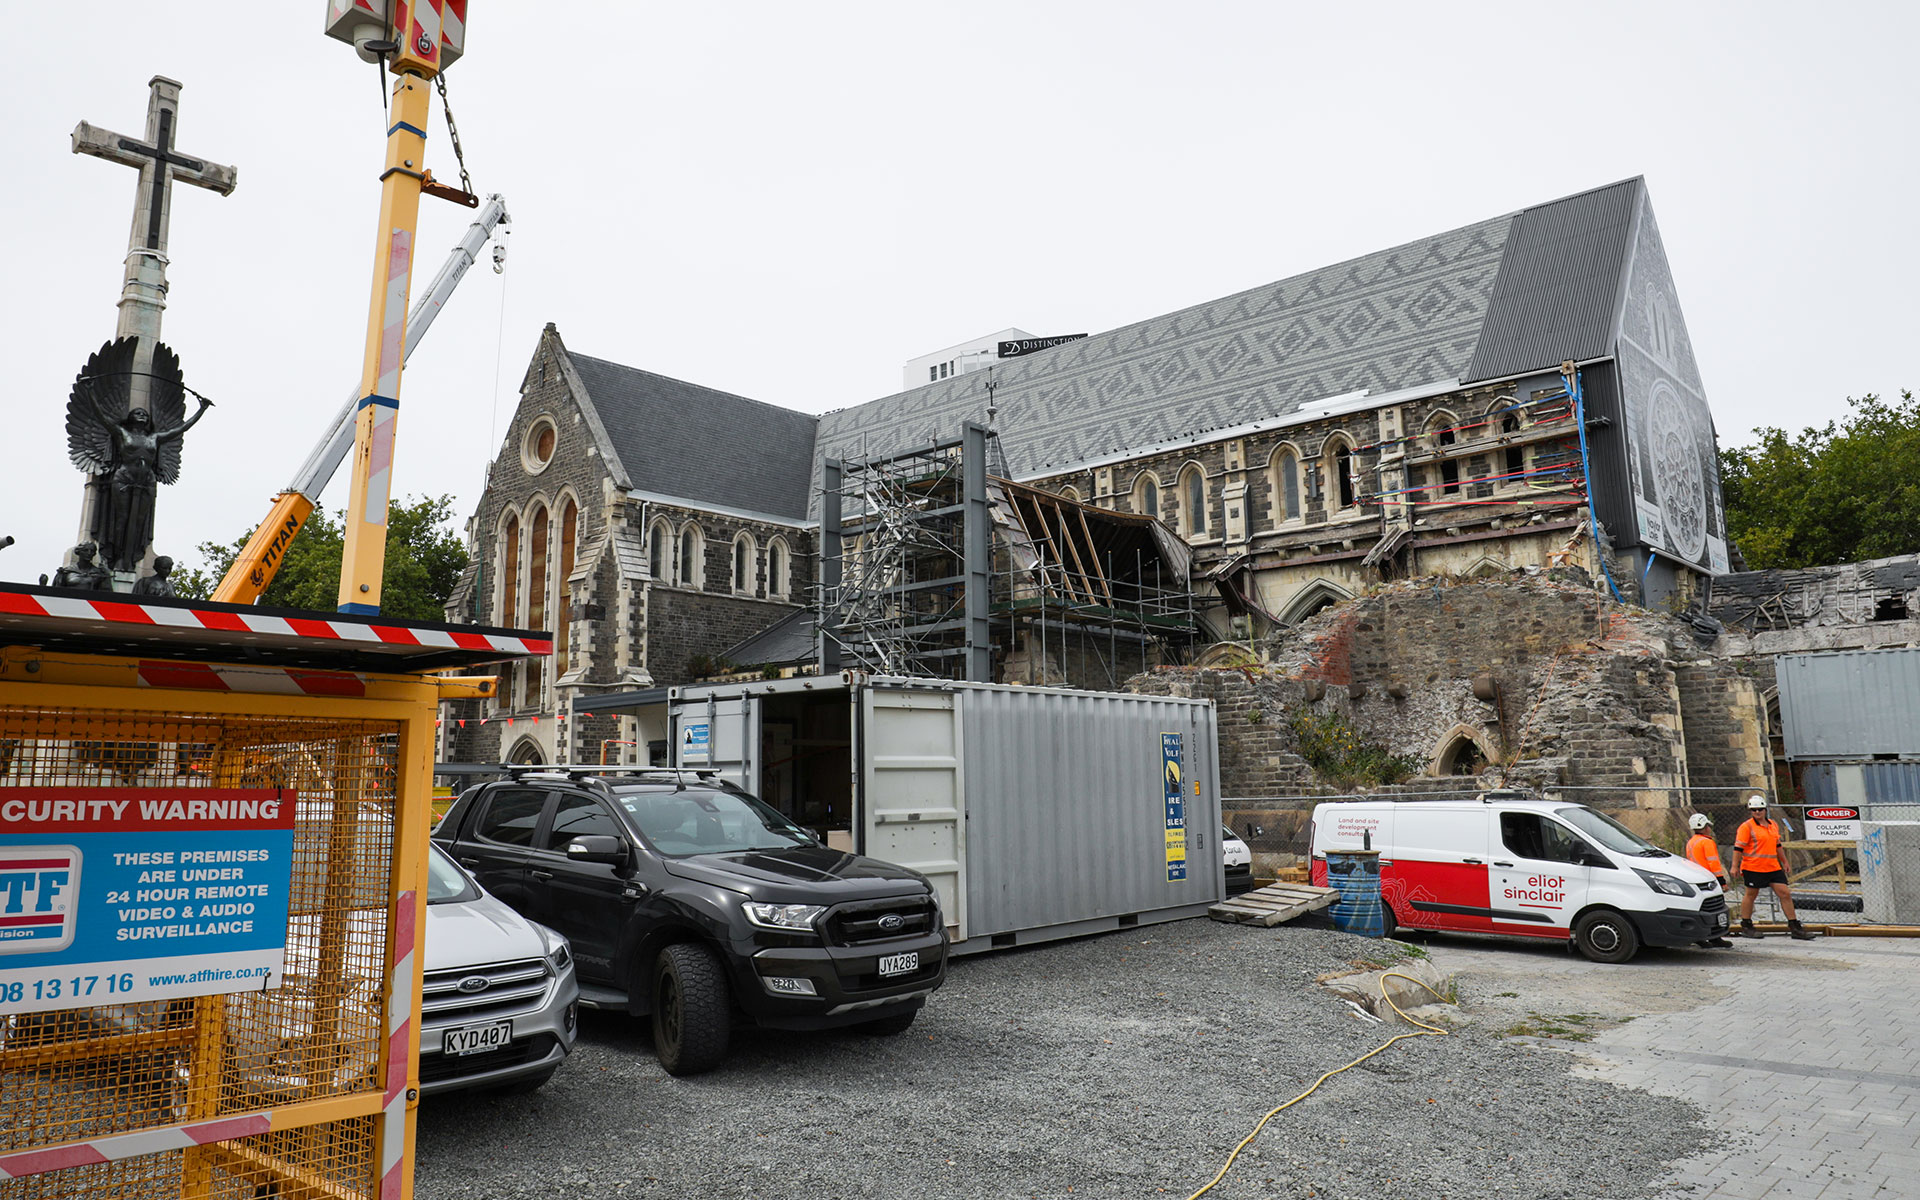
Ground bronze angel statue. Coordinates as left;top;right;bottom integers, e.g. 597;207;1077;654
66;336;212;572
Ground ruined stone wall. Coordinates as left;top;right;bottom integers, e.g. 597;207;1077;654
1128;575;1772;874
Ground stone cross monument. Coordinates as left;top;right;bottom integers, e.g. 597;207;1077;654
69;76;236;582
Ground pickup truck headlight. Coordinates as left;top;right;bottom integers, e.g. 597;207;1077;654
742;902;826;932
1632;869;1696;898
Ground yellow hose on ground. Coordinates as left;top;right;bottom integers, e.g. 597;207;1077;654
1184;971;1451;1200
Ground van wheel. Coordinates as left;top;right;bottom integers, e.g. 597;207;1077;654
1573;911;1640;964
652;943;730;1076
1380;901;1399;941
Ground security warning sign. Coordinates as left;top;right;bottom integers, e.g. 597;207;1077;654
0;788;295;1015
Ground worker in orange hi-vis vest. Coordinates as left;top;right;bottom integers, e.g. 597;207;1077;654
1684;813;1735;949
1733;795;1817;941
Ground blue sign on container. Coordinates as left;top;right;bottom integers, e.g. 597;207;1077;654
1162;732;1187;882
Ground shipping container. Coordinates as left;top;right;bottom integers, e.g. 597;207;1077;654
1777;647;1920;761
668;673;1223;954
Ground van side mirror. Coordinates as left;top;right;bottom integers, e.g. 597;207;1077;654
566;835;630;866
1579;847;1613;869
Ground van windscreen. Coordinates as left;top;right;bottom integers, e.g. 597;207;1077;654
1555;806;1666;857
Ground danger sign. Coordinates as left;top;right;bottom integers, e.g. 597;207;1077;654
1805;806;1862;841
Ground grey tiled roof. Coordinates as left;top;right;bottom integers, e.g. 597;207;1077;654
811;179;1649;515
568;353;818;521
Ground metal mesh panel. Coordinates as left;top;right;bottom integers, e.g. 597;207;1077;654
1;704;398;1199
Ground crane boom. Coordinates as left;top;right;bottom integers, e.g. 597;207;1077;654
212;194;508;604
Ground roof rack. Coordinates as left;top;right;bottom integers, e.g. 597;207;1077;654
499;764;734;791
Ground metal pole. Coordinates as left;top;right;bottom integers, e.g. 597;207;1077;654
338;71;433;613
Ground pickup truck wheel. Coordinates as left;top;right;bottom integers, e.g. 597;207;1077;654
652;943;730;1076
1573;910;1641;964
860;1008;918;1036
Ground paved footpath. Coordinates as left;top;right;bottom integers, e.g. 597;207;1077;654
1429;933;1920;1199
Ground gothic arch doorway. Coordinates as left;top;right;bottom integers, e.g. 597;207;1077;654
1278;580;1353;625
1430;724;1495;778
507;738;545;766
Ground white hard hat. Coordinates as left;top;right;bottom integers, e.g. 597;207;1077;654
1688;813;1712;831
1746;795;1768;810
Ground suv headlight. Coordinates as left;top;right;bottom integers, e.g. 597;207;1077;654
533;923;572;971
1632;868;1696;897
742;902;826;932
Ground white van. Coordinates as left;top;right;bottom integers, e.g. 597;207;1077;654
1308;791;1728;962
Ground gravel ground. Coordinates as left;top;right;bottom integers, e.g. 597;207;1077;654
415;920;1710;1199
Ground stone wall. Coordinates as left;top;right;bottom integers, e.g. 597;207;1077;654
1127;574;1772;874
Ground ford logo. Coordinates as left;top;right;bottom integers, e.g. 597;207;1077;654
878;914;905;932
457;976;491;994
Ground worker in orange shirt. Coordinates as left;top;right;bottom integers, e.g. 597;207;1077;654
1733;795;1816;940
1684;813;1734;948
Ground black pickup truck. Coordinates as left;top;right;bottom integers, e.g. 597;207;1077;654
433;767;948;1075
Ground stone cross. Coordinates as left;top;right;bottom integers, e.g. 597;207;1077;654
69;76;235;580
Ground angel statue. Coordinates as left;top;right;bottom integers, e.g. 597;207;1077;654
66;336;213;573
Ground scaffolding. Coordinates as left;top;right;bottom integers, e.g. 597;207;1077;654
815;423;1197;687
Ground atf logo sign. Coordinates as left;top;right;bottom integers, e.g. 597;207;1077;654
0;846;82;955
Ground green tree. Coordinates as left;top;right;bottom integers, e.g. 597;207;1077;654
175;494;469;620
1720;390;1920;570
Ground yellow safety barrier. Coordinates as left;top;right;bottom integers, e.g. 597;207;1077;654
0;660;442;1199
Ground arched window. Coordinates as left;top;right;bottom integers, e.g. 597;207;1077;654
527;505;550;631
499;512;520;626
679;525;703;589
1323;438;1356;511
556;497;578;673
648;518;671;581
1427;412;1460;496
1132;472;1161;519
1180;465;1208;536
1058;485;1081;504
732;532;757;595
767;537;790;600
1270;446;1302;524
1498;407;1526;480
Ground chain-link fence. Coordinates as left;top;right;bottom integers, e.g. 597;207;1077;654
1224;785;1920;925
1;701;409;1198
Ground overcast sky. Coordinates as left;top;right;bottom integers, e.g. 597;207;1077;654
4;2;1915;588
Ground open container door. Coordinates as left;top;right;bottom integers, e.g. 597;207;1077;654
859;684;968;944
672;692;759;793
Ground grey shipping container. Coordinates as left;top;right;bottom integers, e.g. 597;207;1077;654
1777;648;1920;760
668;673;1223;954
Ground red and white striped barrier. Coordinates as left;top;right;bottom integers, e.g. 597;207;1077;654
380;889;419;1198
0;1114;273;1180
136;660;371;697
0;590;550;657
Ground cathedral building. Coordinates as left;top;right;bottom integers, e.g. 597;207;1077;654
443;177;1728;767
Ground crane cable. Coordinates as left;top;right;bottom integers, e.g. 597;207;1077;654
1184;971;1452;1200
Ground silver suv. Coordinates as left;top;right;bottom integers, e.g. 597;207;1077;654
418;842;579;1095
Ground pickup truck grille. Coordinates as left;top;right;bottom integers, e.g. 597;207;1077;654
824;896;937;946
421;957;551;1026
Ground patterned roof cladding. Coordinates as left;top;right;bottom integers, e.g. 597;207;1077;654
813;213;1515;500
1463;178;1642;383
568;352;819;520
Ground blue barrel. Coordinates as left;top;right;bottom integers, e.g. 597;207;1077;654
1326;849;1385;937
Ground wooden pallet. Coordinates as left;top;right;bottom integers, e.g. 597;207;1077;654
1209;881;1341;927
